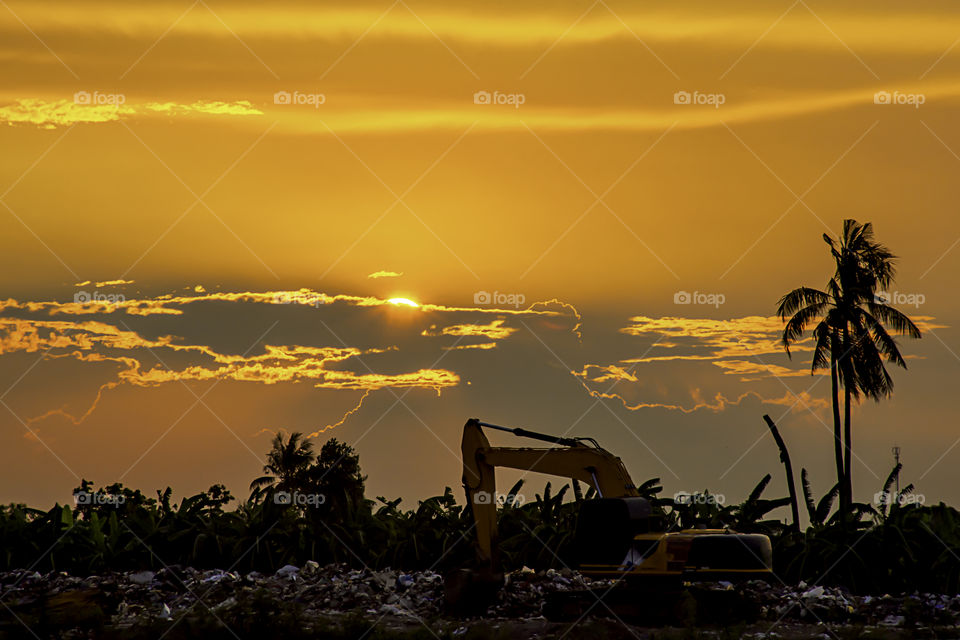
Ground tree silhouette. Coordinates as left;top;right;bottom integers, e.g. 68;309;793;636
778;220;920;512
249;431;315;502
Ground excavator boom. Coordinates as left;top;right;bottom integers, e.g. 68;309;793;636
461;418;639;575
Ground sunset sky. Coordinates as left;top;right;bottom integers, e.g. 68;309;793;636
2;0;959;517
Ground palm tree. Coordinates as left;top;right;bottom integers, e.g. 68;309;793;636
249;431;315;502
777;220;921;512
824;221;920;507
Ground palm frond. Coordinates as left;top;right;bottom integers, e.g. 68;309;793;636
777;287;830;322
801;468;817;521
815;482;840;524
867;302;922;339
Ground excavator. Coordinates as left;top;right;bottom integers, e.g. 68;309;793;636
445;418;774;620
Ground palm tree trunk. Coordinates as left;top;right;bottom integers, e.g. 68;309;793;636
843;377;852;508
842;329;853;511
829;344;846;514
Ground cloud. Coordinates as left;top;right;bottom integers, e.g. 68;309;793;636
442;342;497;351
368;270;403;279
306;390;371;439
0;288;583;430
0;98;261;129
421;319;516;340
0;315;459;427
74;279;135;288
572;314;827;414
572;311;938;416
0;99;133;129
145;100;262;116
0;289;573;319
529;298;583;340
422;318;515;351
620;314;807;360
9;82;960;133
8;3;960;54
712;359;819;382
763;391;831;412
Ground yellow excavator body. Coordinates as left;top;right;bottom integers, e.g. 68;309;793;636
447;418;773;614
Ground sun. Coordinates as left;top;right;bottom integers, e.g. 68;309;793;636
387;297;419;308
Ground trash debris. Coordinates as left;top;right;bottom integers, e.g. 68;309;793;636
275;564;300;579
128;570;155;585
801;586;825;599
201;570;235;584
1;564;959;633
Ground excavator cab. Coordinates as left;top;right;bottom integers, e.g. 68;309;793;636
575;497;660;568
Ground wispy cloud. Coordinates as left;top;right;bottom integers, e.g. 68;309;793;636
0;289;571;318
0;98;261;129
571;313;942;415
0;288;582;430
421;319;516;340
7;3;960;53
74;279;135;288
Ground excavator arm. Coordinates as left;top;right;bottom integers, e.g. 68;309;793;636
460;418;639;576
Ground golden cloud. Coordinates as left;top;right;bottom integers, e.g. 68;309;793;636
0;289;582;430
0;99;133;129
572;311;937;415
0;98;261;129
0;315;458;427
572;314;832;414
145;100;262;116
421;319;516;340
0;289;575;319
8;3;960;54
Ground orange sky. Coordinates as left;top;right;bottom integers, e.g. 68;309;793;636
1;0;958;517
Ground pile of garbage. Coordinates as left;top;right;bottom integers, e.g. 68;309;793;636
735;579;960;627
0;563;449;630
2;564;960;631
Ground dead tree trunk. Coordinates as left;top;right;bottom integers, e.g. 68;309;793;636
763;414;801;534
